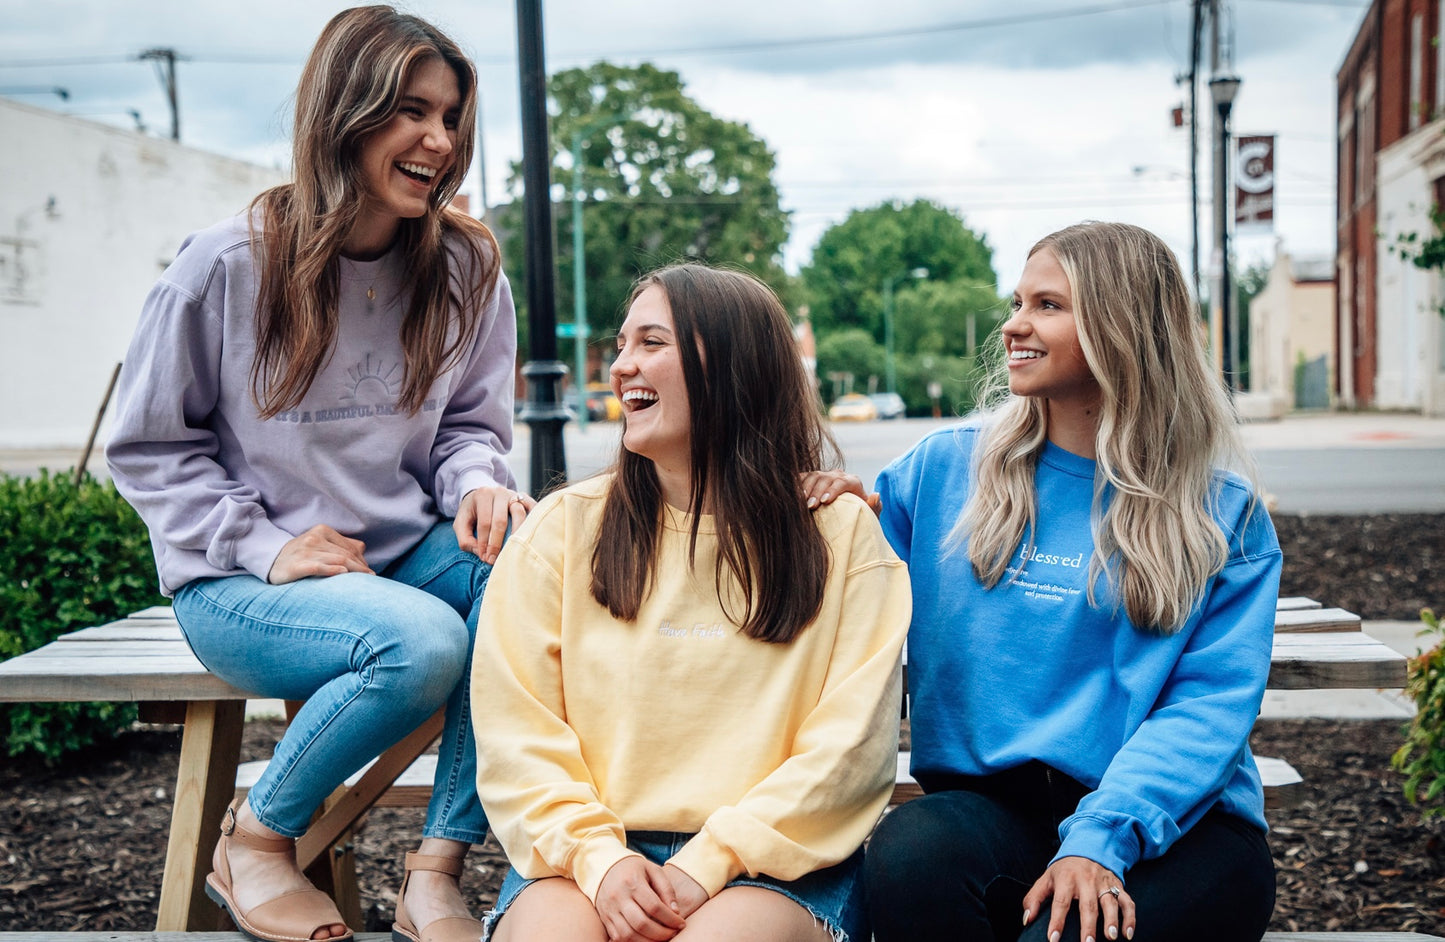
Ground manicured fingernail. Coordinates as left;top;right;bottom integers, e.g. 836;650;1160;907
1087;935;1095;942
1108;927;1118;940
1050;932;1060;942
822;492;832;501
1126;929;1134;940
807;497;818;508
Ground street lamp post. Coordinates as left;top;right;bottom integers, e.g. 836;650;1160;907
565;116;621;430
514;0;569;495
571;128;590;431
1210;73;1241;392
882;267;928;394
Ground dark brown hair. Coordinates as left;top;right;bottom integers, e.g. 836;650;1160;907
248;5;499;417
590;264;840;644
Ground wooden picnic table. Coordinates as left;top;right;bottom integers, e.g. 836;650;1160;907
0;606;440;931
0;600;1410;931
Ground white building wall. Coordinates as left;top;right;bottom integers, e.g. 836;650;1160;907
1375;116;1445;416
0;99;284;447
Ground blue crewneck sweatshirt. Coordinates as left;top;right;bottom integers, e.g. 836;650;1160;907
877;423;1281;880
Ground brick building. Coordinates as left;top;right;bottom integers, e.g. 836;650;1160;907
1337;0;1445;414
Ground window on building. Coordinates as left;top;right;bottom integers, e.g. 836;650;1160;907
1357;80;1376;207
1437;0;1445;116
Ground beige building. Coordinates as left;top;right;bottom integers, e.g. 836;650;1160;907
1248;249;1335;411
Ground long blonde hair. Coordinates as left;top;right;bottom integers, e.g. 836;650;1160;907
955;221;1251;632
249;5;499;418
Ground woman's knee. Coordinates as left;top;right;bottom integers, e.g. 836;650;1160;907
489;878;606;942
868;792;1008;885
351;590;471;698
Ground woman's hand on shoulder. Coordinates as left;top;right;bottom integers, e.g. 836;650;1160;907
267;525;373;584
455;485;536;564
1022;855;1135;942
799;470;880;514
594;856;687;941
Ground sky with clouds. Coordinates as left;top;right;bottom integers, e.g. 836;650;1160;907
0;0;1365;293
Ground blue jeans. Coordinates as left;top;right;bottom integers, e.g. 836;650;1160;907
172;521;492;842
483;832;868;942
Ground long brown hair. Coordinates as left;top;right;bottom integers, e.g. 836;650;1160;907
249;5;499;417
590;264;840;644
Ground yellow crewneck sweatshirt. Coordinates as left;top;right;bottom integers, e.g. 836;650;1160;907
472;474;909;903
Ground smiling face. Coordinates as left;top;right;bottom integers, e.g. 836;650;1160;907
1003;247;1100;409
611;284;693;481
347;56;461;256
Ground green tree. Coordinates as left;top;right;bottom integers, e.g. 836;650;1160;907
498;62;791;381
802;199;1002;412
815;329;885;398
893;279;1007;360
801;199;998;340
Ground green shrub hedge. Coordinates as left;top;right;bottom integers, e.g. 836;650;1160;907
0;470;163;761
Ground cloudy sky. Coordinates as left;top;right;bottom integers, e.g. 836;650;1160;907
0;0;1364;291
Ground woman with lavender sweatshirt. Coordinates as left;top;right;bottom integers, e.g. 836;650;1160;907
105;8;527;942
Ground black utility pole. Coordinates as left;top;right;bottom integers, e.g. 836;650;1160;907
139;48;179;141
1188;0;1203;302
514;0;569;496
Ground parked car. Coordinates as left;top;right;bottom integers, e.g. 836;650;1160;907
869;392;906;420
584;383;622;421
827;393;879;422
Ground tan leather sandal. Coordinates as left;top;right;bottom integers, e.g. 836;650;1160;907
205;800;354;942
392;851;484;942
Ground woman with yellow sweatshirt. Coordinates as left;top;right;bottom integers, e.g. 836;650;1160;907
470;263;910;942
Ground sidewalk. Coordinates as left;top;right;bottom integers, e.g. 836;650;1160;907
4;410;1445;479
1237;411;1445;450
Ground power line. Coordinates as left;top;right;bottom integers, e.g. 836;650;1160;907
572;0;1178;59
1;0;1182;71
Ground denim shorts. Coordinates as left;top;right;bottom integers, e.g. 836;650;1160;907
481;831;867;942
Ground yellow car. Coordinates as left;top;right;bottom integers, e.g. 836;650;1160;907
585;382;622;421
827;393;879;422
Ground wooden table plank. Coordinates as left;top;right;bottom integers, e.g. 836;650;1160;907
1275;597;1323;611
1269;632;1408;690
0;669;252;702
1274;608;1363;634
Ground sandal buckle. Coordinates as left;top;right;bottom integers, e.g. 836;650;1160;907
221;804;237;836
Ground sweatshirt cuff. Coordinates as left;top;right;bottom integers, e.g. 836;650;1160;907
575;839;642;906
1054;817;1139;883
230;518;295;583
667;829;744;898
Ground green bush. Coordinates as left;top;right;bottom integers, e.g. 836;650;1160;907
1393;607;1445;814
0;470;163;761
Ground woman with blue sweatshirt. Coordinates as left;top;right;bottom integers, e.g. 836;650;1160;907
862;222;1280;942
106;9;529;942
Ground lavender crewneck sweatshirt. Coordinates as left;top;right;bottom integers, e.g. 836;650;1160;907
107;214;517;596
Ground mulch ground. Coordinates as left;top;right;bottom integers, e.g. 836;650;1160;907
2;512;1443;934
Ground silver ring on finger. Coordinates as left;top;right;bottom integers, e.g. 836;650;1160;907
1099;886;1122;900
509;492;526;506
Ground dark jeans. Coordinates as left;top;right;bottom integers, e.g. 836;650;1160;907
865;762;1275;941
